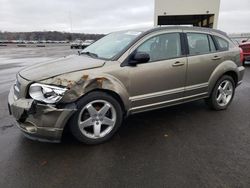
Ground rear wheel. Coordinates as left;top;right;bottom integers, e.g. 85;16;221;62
70;91;123;144
205;75;235;110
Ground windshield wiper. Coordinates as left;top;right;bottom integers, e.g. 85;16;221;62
80;51;98;58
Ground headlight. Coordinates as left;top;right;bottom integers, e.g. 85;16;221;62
29;83;68;104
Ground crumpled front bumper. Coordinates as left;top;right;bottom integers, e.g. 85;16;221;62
8;86;76;143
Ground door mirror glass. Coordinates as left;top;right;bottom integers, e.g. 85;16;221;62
129;52;150;65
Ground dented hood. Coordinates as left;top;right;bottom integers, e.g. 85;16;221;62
19;55;105;81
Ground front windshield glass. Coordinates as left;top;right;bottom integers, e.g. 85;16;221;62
82;31;142;60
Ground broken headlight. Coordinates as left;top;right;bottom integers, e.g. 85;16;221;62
29;83;68;104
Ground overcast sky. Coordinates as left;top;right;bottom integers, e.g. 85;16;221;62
0;0;249;34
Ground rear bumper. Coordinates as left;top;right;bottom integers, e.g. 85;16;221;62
243;52;250;61
244;55;250;61
8;86;76;143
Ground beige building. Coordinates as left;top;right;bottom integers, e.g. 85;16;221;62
154;0;221;29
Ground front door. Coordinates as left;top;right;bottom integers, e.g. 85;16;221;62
128;31;187;113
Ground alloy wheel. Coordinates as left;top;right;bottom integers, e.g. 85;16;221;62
216;80;234;107
78;100;117;139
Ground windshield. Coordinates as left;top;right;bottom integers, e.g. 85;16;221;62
81;31;142;60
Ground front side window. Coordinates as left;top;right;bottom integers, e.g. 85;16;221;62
214;36;229;51
187;33;211;55
136;33;182;62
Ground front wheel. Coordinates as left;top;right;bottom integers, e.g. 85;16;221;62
70;91;123;144
205;75;235;110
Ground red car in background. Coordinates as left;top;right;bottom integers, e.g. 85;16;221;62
239;39;250;66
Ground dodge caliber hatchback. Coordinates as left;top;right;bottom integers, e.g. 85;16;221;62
8;26;245;144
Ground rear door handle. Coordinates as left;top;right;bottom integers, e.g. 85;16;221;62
172;61;185;67
212;56;221;60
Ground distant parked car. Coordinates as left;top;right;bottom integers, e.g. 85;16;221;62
239;39;250;66
70;39;84;49
81;40;95;49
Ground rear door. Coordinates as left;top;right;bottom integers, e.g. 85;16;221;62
183;31;220;98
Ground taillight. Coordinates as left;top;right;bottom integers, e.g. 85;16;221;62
240;48;244;64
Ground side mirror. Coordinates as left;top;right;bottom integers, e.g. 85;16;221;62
129;52;150;66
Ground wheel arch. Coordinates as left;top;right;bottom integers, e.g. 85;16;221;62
83;88;127;116
59;73;131;112
208;60;239;95
223;71;238;86
62;88;127;142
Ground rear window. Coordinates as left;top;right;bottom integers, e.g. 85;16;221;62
214;36;229;51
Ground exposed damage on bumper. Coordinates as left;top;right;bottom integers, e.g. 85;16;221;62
8;87;76;143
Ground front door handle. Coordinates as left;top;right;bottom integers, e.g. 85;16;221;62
212;56;221;60
172;61;185;67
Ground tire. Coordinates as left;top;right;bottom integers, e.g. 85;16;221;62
205;75;236;111
70;91;123;144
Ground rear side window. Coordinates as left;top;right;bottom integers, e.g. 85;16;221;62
214;36;229;51
187;33;210;55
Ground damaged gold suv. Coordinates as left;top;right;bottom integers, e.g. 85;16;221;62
8;27;245;144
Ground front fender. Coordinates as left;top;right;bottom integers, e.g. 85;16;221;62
41;72;130;111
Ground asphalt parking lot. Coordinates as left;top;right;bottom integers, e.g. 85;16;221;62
0;45;250;188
